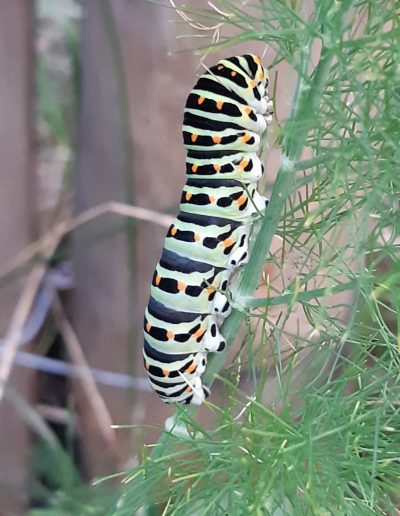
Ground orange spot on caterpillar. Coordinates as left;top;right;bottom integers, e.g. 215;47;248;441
194;234;202;242
162;369;170;377
217;65;223;70
155;274;161;286
248;80;256;89
144;362;149;370
186;362;197;374
171;226;177;236
236;194;247;207
198;96;205;105
208;194;216;203
177;281;186;292
239;159;249;170
216;100;224;110
191;134;198;143
213;163;221;172
231;70;237;77
185;191;192;201
191;164;198;173
244;106;253;115
223;237;235;249
193;328;205;339
166;330;174;340
185;386;192;393
206;283;217;296
253;55;261;66
212;135;222;144
241;134;252;144
257;71;264;81
146;322;151;332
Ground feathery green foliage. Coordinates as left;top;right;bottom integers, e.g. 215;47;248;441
113;0;400;514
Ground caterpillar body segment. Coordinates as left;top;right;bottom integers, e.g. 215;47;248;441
164;217;251;268
143;54;272;404
150;264;231;315
144;304;225;355
185;151;264;182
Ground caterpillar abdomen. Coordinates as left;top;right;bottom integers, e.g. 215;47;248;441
143;54;273;404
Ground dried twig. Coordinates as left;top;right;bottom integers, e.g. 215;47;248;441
0;236;59;401
0;201;173;282
0;201;172;402
52;294;120;465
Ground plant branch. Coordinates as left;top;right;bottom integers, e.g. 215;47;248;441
243;279;358;309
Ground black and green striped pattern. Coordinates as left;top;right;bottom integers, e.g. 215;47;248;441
143;54;273;404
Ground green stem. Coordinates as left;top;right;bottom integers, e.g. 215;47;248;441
244;279;358;309
293;153;331;171
240;50;333;300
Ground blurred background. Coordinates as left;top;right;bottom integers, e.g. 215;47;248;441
0;0;357;514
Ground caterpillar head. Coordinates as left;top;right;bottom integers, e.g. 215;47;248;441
210;55;271;115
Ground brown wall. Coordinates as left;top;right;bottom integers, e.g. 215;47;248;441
0;1;34;513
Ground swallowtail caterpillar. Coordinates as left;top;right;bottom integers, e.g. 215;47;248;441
143;54;273;404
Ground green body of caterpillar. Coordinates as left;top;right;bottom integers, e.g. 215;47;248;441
143;55;273;404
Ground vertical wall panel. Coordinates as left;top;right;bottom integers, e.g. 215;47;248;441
0;1;34;513
71;1;131;477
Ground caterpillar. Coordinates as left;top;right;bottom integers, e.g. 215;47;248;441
143;54;273;405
